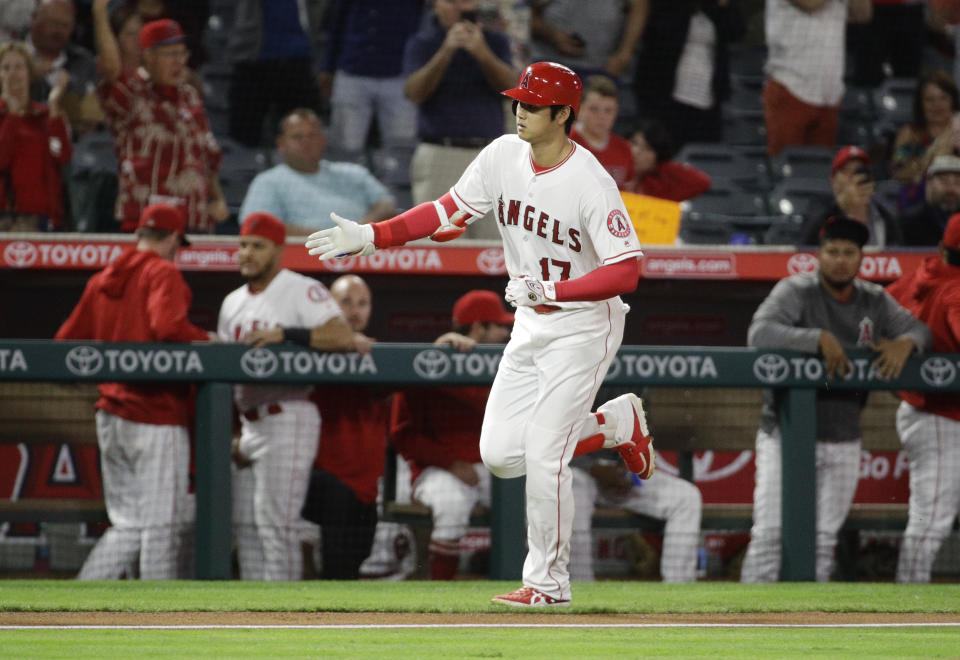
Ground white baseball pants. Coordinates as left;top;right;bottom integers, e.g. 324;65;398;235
78;411;194;580
413;464;491;543
479;302;626;602
233;400;319;581
569;466;703;582
740;427;861;582
895;401;960;583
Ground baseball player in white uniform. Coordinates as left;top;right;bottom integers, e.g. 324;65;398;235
219;212;372;581
306;62;654;606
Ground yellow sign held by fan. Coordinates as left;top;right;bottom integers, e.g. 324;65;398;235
621;191;681;245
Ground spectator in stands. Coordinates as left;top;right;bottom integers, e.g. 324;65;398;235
740;216;929;583
633;0;745;146
625;118;711;202
848;0;925;88
530;0;648;80
0;41;72;232
763;0;873;156
320;0;423;189
901;155;960;246
92;0;143;79
932;2;960;93
799;145;903;247
570;75;634;190
94;16;227;233
403;0;516;240
569;409;702;582
240;108;396;236
0;1;33;43
226;0;325;147
133;0;210;72
302;274;388;580
886;212;960;584
891;71;960;185
56;203;213;580
27;0;100;135
390;289;513;580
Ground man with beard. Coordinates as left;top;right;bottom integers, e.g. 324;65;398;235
901;155;960;246
217;212;373;580
740;216;930;583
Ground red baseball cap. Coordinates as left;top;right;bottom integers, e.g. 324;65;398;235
139;19;186;50
138;203;189;245
453;290;514;326
240;212;286;245
943;213;960;250
831;145;871;175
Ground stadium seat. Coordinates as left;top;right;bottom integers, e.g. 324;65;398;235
873;77;917;127
770;145;835;181
675;143;769;190
682;180;768;216
677;213;735;245
841;86;877;123
68;130;119;233
722;106;767;146
217;137;271;216
762;214;806;245
768;178;833;218
727;44;767;77
727;73;764;112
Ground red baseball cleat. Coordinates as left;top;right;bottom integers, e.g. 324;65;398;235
599;393;655;479
491;586;570;607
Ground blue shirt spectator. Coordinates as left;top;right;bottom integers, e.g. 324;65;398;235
240;108;396;234
322;0;424;78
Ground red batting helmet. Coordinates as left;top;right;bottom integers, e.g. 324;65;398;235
501;61;583;117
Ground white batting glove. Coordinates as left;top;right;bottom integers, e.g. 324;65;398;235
305;212;375;260
505;276;556;308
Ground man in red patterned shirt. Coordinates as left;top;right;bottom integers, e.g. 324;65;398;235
95;17;227;233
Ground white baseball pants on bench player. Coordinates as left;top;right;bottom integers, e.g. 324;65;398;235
740;427;860;582
233;400;319;581
479;302;626;602
78;411;194;580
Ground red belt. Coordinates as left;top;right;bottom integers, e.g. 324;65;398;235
242;403;283;422
534;304;562;314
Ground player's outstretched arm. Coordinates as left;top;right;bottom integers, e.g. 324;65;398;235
305;212;375;260
505;259;640;307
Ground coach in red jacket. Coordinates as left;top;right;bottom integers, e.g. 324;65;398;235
56;203;211;580
390;290;513;580
886;212;960;584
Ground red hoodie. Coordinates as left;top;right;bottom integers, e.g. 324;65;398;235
886;255;960;421
55;247;209;426
628;161;712;202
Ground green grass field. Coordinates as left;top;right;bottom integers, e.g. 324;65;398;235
0;581;957;658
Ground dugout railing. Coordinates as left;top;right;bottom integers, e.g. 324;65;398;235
0;341;957;581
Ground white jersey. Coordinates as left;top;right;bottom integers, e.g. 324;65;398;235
218;268;343;410
450;134;643;310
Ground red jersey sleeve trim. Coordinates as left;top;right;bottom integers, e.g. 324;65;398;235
372;197;449;248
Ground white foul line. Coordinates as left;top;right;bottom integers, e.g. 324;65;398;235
2;623;959;630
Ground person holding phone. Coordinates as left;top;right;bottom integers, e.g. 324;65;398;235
798;145;903;247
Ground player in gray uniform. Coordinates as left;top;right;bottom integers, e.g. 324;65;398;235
740;216;931;583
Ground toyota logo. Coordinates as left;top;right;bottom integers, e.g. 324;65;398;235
65;346;104;376
3;241;38;268
477;248;506;275
240;348;279;378
603;355;622;381
752;353;790;384
413;349;451;380
787;252;818;275
920;356;956;387
324;256;356;273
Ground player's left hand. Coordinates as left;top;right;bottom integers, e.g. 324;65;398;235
505;276;556;308
871;336;916;381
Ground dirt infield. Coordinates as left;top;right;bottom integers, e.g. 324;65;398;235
2;612;959;626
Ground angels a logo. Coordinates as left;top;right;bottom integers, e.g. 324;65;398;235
3;241;38;268
519;70;532;89
413;349;451;380
752;353;790;384
240;348;279;378
606;210;631;238
65;346;104;377
856;317;874;347
477;247;506;275
787;252;818;275
307;284;329;302
920;356;956;387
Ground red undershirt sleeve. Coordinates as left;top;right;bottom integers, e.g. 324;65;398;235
553;258;640;302
371;193;461;248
